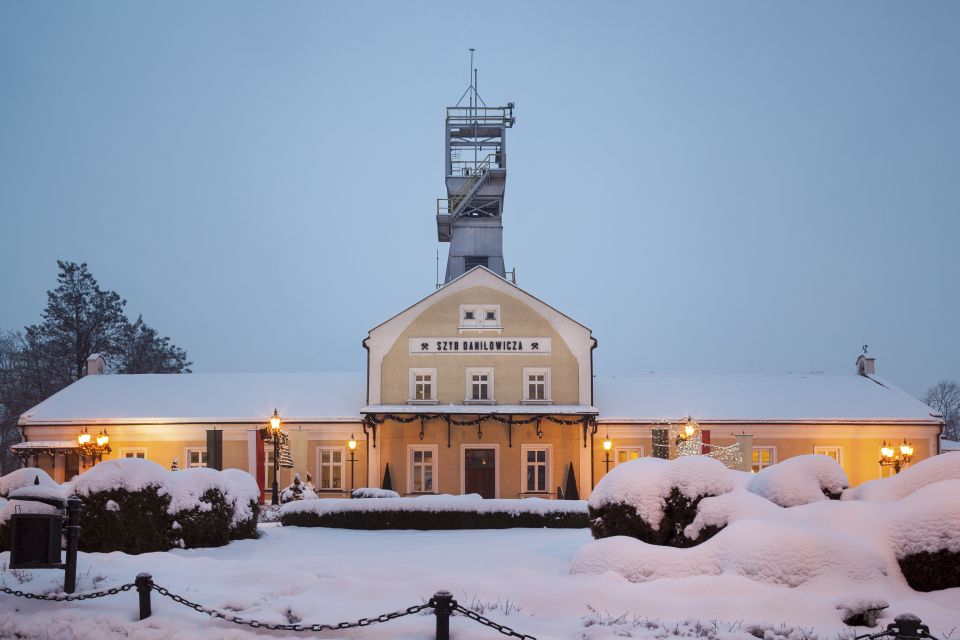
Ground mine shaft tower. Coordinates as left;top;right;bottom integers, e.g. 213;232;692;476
437;52;515;284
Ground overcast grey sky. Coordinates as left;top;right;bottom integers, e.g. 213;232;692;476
1;1;958;397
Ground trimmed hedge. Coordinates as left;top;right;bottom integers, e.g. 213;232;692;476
898;549;960;592
282;508;588;530
589;487;722;547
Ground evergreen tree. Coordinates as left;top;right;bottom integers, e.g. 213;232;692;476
563;462;580;501
381;463;393;491
118;315;191;373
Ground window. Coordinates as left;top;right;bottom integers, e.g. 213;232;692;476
522;368;551;403
317;447;344;490
185;448;207;468
409;445;437;493
615;446;643;465
522;445;550;493
120;448;147;460
751;447;776;472
466;367;494;403
409;368;437;403
464;256;488;271
814;446;842;465
264;449;275;489
459;304;501;329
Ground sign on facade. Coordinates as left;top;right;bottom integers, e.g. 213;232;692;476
409;337;552;355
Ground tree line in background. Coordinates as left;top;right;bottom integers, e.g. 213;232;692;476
923;380;960;442
0;261;191;473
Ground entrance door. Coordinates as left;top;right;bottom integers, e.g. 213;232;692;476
464;448;496;498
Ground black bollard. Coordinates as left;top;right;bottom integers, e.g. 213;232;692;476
891;614;928;640
430;590;455;640
136;573;153;620
63;497;83;594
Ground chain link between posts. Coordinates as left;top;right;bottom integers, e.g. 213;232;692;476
0;583;135;601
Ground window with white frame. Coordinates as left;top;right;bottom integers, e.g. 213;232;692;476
466;367;494;402
185;448;207;468
615;446;643;465
409;368;437;403
459;304;501;329
317;447;344;490
814;446;842;465
522;368;551;403
522;445;550;493
751;447;776;472
264;449;275;489
409;445;437;493
119;448;147;460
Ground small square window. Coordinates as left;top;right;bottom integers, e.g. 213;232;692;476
464;310;475;320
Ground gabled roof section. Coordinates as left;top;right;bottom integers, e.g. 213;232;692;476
367;266;592;337
19;372;366;426
594;373;942;424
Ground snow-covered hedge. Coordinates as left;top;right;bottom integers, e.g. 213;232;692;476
588;456;734;546
575;455;960;591
0;460;261;554
351;487;400;499
748;454;848;507
0;467;58;498
843;452;960;502
281;494;588;529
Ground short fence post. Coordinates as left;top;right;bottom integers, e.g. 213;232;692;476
891;614;926;640
430;590;455;640
63;496;83;594
135;573;153;620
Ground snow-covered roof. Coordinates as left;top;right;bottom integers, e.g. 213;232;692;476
19;373;366;426
362;404;597;415
594;373;940;423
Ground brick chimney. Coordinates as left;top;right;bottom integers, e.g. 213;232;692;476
86;353;105;376
856;354;875;376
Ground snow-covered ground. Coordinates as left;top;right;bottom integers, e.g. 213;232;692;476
1;524;957;640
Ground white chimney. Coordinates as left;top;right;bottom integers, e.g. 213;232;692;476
856;354;875;376
86;354;105;376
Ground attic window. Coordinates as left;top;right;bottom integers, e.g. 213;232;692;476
464;256;488;271
460;304;501;329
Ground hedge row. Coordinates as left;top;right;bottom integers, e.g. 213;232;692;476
281;508;588;530
898;549;960;592
588;487;722;547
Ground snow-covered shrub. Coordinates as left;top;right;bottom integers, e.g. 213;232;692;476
351;487;400;499
0;468;58;498
844;453;960;502
281;495;588;529
748;454;848;507
280;473;318;503
66;459;260;553
887;479;960;591
588;456;734;546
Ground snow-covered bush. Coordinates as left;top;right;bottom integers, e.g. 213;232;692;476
748;454;848;507
66;459;260;553
351;487;400;499
281;494;588;529
887;479;960;591
588;456;734;546
280;473;318;503
0;467;58;497
843;453;960;502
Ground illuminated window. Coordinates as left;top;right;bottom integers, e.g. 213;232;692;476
615;447;643;465
317;447;344;490
751;447;775;472
814;446;842;465
185;448;207;468
409;445;437;493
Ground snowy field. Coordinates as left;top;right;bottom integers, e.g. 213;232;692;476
1;523;957;640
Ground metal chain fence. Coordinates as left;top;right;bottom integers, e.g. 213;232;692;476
0;583;135;601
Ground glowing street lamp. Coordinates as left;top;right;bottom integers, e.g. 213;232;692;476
602;434;613;474
77;428;91;446
269;409;282;505
879;438;913;474
96;430;109;448
681;417;699;440
348;434;358;495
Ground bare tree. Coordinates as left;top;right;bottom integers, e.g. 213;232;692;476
923;380;960;442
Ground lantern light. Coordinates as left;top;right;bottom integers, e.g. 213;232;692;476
880;441;895;459
77;428;91;445
96;430;109;447
900;439;914;457
348;434;357;451
270;409;281;432
602;435;612;452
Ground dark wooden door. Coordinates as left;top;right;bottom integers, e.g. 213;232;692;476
464;448;496;498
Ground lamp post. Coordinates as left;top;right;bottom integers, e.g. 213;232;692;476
269;409;281;505
602;434;613;474
348;434;358;495
879;438;914;474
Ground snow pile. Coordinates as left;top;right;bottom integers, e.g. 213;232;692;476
748;454;848;507
844;453;960;501
589;456;734;527
280;473;318;503
886;479;960;558
352;487;401;498
8;484;69;503
0;467;58;497
67;457;170;496
283;494;586;517
0;496;58;527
